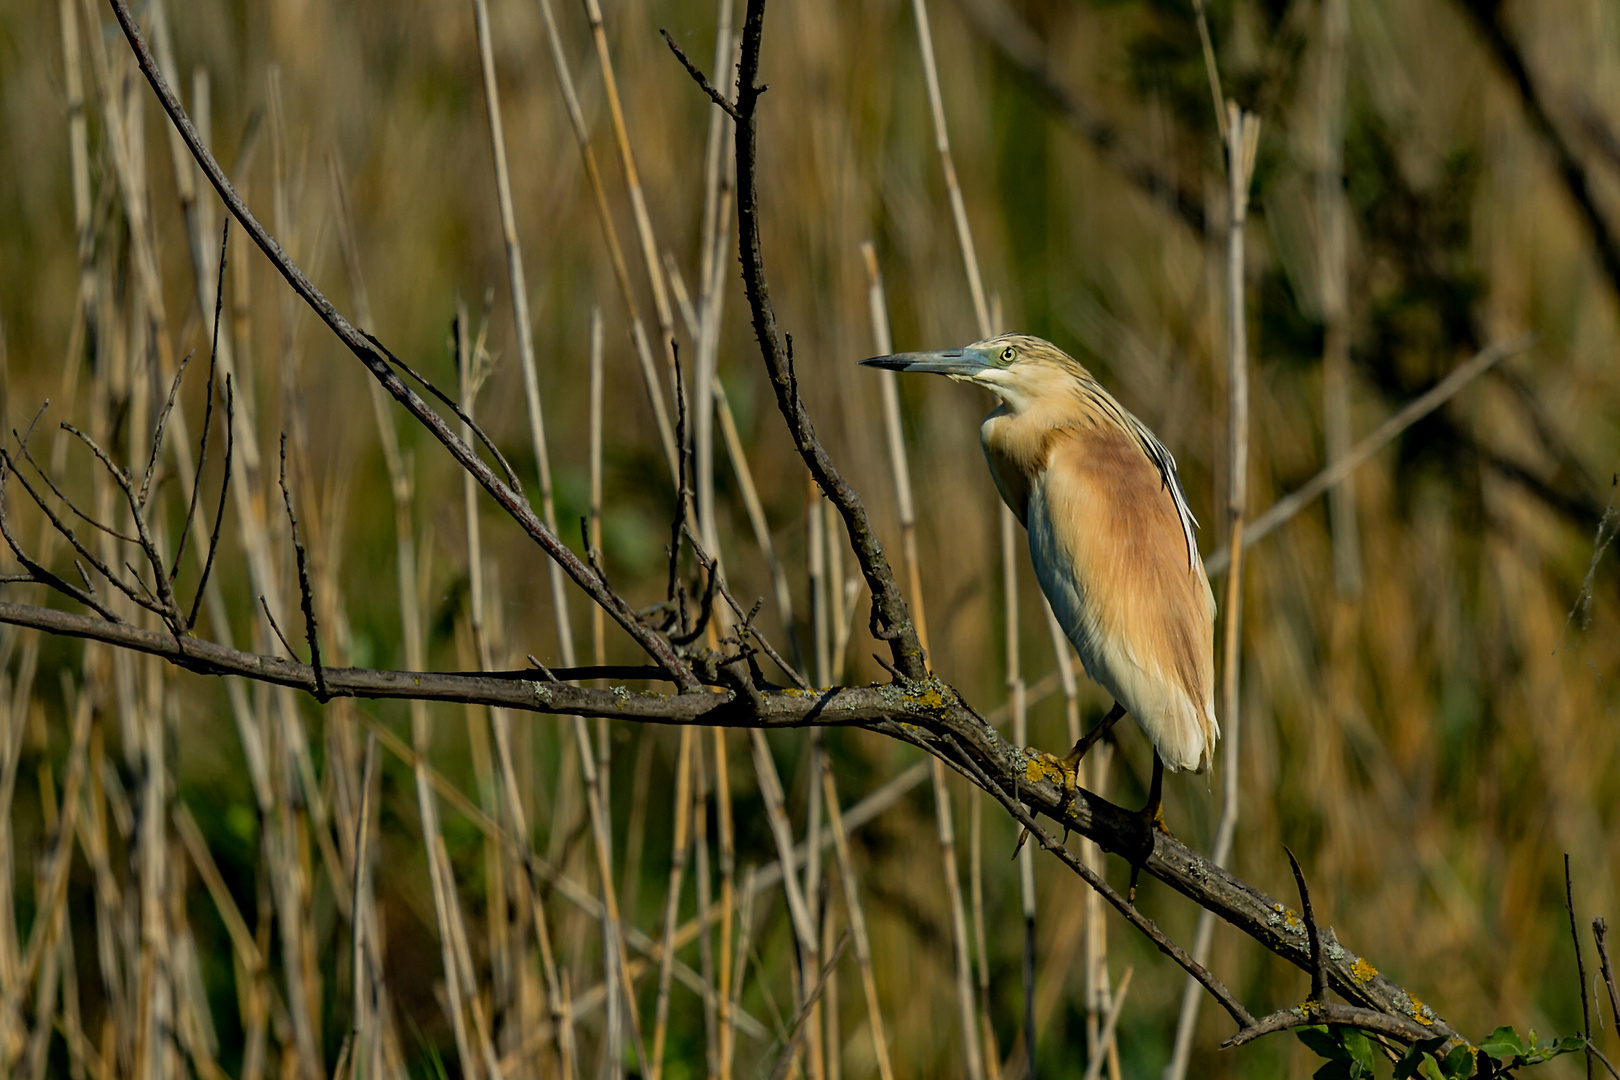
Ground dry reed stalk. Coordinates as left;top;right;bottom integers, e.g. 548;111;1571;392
860;240;984;1080
650;727;696;1080
456;293;516;1037
472;0;576;672
821;892;840;1080
332;150;428;1080
803;488;833;1076
715;730;739;1080
860;245;929;650
2;9;98;953
579;0;681;396
590;305;606;672
347;708;755;1040
968;795;997;1079
692;0;736;604
809;476;831;688
804;729;827;1080
530;0;677;479
435;831;508;1080
691;728;720;1077
725;867;760;1079
1081;967;1133;1080
1164;99;1261;1080
820;767;895;1080
748;730;820;954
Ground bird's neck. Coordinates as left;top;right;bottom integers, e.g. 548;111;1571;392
978;386;1116;525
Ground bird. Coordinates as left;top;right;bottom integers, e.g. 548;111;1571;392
861;333;1217;830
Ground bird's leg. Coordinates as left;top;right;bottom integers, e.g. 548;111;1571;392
1024;701;1126;848
1055;701;1127;801
1127;753;1170;903
1140;751;1169;835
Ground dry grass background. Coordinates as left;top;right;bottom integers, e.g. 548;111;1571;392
1;0;1619;1076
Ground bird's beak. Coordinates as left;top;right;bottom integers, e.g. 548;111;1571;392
859;347;992;377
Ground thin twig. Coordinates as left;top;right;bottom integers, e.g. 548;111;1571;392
1285;847;1328;1006
259;596;296;659
765;932;852;1080
279;434;326;700
1569;854;1596;1080
660;31;740;119
1595;919;1620;1034
171;221;227;583
1080;967;1132;1080
186;377;233;629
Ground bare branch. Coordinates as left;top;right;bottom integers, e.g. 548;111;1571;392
1221;1004;1441;1050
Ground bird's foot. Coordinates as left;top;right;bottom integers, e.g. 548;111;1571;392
1139;801;1174;839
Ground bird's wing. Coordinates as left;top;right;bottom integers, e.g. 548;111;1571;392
1119;410;1200;571
1031;427;1218;771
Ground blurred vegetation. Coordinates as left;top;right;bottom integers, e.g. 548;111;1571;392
1;0;1619;1077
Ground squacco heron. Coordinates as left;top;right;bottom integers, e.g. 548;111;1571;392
862;334;1217;829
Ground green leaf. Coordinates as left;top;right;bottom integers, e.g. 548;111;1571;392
1397;1039;1453;1079
1479;1026;1524;1061
1443;1044;1477;1079
1313;1061;1358;1080
1343;1029;1378;1074
1297;1025;1349;1061
1418;1055;1447;1080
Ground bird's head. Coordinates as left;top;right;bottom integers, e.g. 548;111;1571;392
859;333;1091;413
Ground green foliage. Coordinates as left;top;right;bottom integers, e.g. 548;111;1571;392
1297;1025;1378;1079
1296;1024;1583;1080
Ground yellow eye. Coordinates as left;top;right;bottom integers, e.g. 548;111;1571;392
1000;346;1016;364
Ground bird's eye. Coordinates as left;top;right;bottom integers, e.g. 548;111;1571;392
1000;346;1016;364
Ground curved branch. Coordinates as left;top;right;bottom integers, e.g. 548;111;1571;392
0;592;1458;1043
